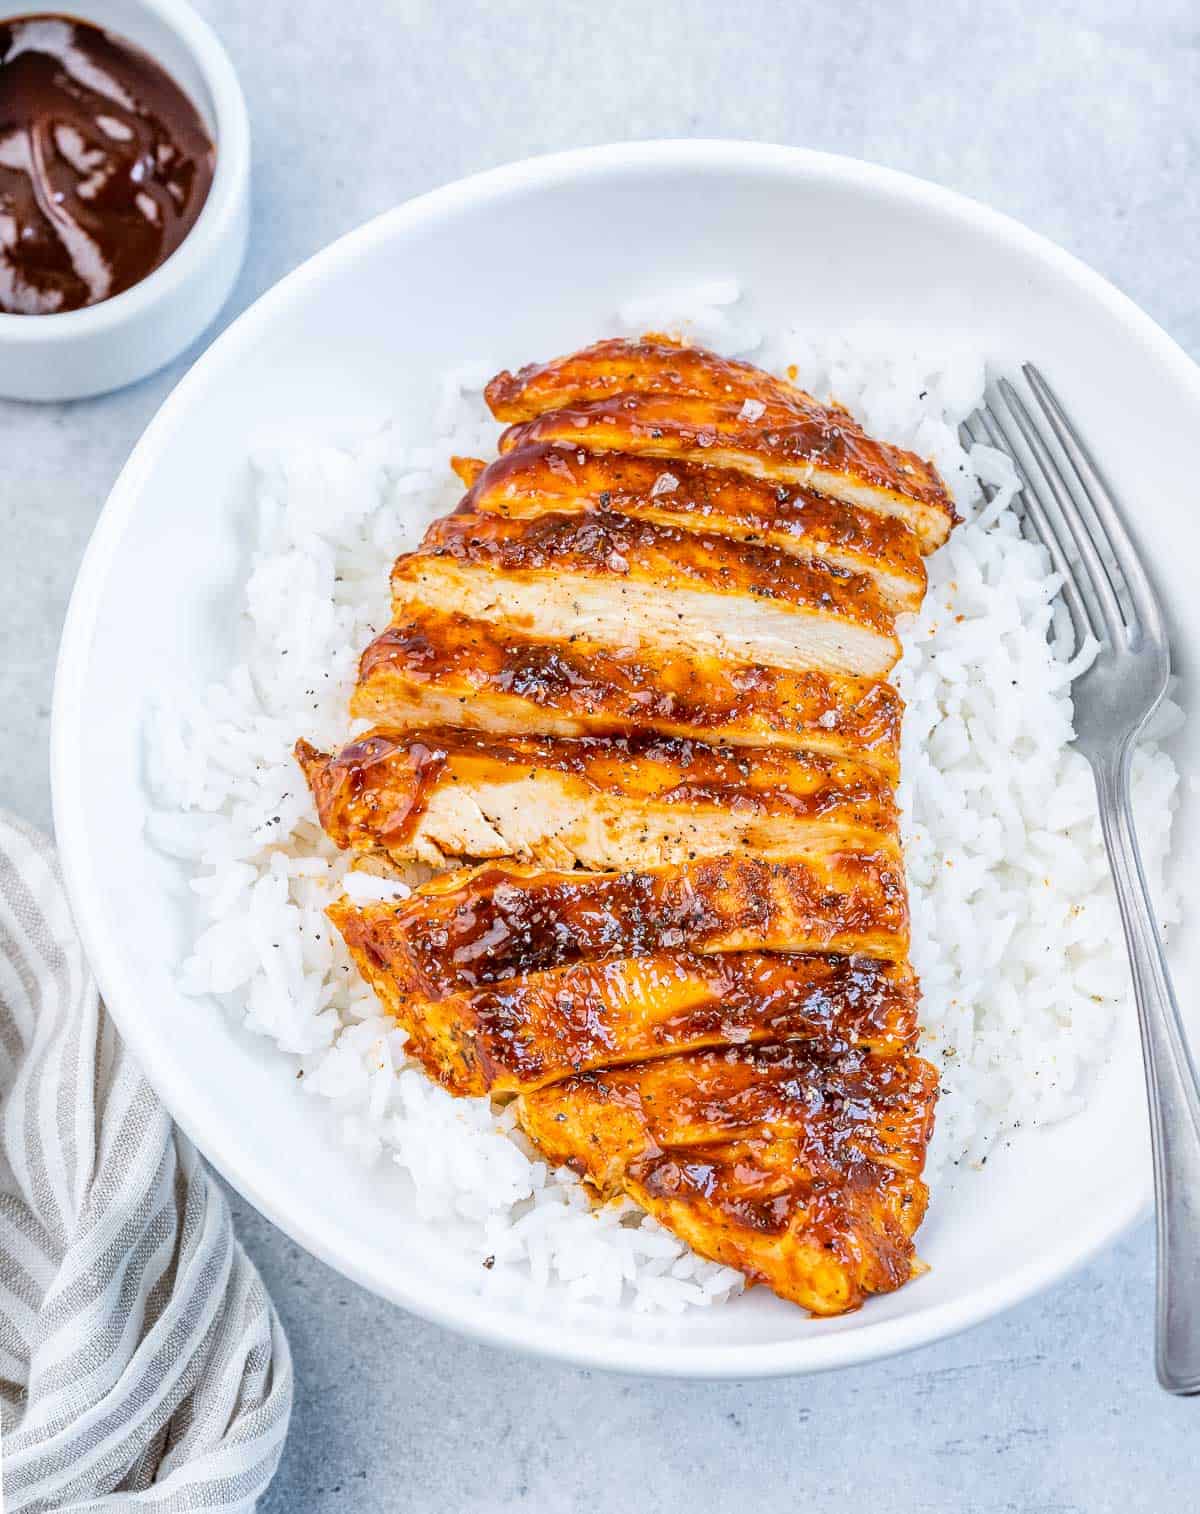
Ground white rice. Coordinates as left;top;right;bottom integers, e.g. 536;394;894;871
146;283;1181;1315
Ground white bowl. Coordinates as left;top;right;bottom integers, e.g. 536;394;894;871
52;142;1200;1377
0;0;249;401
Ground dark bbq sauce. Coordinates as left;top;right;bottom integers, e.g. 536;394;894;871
295;735;451;850
391;950;918;1081
357;612;907;762
380;856;909;995
304;726;896;850
459;440;926;570
0;14;215;314
419;507;892;632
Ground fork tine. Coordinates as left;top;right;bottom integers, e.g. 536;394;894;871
964;403;1096;651
961;414;1045;553
991;378;1129;648
1022;363;1165;644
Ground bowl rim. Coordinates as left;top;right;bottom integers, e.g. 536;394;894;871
52;138;1194;1378
0;0;250;340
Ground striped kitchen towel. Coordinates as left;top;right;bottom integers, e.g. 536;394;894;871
0;812;292;1511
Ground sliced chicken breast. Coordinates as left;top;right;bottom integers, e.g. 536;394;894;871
485;338;956;549
421;508;897;637
392;511;899;678
499;397;955;551
485;335;832;420
517;1042;938;1315
322;924;920;1095
336;852;910;987
296;728;898;872
452;443;926;611
296;334;953;1318
354;611;903;773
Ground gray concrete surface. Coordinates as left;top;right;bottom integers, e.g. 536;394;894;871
2;0;1198;1506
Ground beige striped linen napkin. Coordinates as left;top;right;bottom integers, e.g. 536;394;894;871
0;812;292;1511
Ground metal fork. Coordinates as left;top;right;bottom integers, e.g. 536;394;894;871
961;370;1200;1394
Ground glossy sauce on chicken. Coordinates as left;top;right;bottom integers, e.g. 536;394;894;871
454;444;928;609
419;507;896;636
336;855;911;991
326;904;921;1096
299;335;957;1315
486;338;956;533
296;725;899;874
519;1043;938;1314
356;612;905;769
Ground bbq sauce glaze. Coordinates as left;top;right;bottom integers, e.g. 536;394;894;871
0;14;215;314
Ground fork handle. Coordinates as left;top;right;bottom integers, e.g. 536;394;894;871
1094;746;1200;1395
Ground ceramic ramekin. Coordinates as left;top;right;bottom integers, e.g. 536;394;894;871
0;0;250;401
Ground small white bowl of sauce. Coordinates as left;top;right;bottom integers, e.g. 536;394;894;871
0;0;249;400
